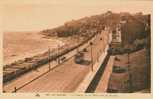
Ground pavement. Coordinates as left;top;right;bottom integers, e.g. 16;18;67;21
95;56;115;92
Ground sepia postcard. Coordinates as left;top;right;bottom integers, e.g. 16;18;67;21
0;0;153;98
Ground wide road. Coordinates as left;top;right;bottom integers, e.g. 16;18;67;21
4;29;110;92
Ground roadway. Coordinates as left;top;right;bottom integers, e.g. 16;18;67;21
3;29;110;92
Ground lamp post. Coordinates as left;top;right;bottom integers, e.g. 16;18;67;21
14;87;17;92
48;46;51;71
98;37;103;61
57;44;60;64
77;36;79;53
90;42;93;71
100;37;103;52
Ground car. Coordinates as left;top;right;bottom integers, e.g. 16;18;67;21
74;52;84;64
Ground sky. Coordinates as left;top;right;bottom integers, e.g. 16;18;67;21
1;0;153;31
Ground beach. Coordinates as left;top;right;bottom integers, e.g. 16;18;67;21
3;31;64;65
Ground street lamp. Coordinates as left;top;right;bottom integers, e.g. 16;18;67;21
57;44;60;65
48;46;51;71
90;42;94;71
14;87;17;92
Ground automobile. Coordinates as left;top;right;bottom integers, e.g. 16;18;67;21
74;52;84;64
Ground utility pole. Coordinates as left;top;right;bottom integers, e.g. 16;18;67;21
77;35;79;53
14;87;17;93
3;86;6;93
48;46;51;71
57;44;60;64
90;42;93;71
100;36;103;52
97;34;102;62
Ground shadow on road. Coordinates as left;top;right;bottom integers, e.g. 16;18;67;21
85;54;110;93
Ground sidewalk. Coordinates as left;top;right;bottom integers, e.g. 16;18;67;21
95;56;115;92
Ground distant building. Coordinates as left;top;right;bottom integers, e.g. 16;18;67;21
111;23;122;48
104;11;112;17
120;20;127;24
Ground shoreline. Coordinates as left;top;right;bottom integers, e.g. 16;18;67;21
3;31;65;65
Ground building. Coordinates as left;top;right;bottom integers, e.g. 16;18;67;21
111;23;122;48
